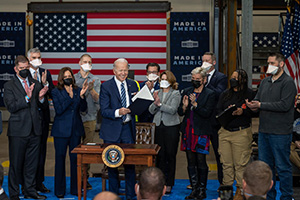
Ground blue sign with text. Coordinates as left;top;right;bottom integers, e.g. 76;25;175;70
0;12;26;106
170;12;209;90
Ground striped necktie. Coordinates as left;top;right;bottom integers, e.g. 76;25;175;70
121;82;127;121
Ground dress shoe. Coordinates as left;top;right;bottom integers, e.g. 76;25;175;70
24;193;47;199
36;183;50;193
56;194;64;198
87;181;92;190
10;196;20;200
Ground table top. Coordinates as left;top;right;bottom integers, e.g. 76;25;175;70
72;143;160;155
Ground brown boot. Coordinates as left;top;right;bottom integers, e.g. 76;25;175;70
233;187;243;200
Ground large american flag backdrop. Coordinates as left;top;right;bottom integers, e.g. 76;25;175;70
281;2;300;93
33;13;167;85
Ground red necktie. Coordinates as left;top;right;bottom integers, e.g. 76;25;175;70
23;80;29;93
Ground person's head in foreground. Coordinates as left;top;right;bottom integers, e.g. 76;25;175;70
93;191;121;200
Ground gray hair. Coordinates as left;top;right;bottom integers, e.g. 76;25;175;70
27;47;41;58
113;58;129;68
191;67;207;78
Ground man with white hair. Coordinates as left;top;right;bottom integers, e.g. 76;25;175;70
99;58;139;200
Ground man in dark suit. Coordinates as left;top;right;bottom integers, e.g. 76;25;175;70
0;164;9;200
27;48;54;193
202;52;228;185
99;58;139;200
3;55;48;200
138;63;161;122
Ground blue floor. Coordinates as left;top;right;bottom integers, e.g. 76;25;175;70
2;176;282;200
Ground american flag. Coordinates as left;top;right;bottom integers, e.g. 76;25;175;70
281;3;300;93
33;13;167;85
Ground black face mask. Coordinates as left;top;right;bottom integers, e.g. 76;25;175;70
192;80;201;88
19;69;29;78
63;78;73;86
230;78;239;88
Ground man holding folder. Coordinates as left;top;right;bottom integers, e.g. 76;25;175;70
99;58;139;199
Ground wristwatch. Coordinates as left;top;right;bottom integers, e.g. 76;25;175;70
158;103;162;107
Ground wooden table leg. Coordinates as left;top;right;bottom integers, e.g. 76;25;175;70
83;164;87;200
77;154;82;200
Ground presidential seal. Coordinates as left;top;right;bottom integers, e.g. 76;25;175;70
102;145;125;168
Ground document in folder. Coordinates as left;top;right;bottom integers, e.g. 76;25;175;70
128;85;154;115
216;105;237;127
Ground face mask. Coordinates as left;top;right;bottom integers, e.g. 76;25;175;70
192;80;201;88
81;63;92;72
63;78;73;86
147;73;159;81
266;64;279;75
230;78;239;88
160;80;170;88
30;59;42;68
201;62;212;72
19;69;30;78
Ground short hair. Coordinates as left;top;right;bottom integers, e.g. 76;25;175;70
113;58;129;68
146;63;160;72
268;52;285;63
203;52;216;62
0;164;4;187
27;47;41;58
160;70;178;90
243;161;272;196
138;167;165;199
15;55;29;66
80;54;92;61
93;191;121;200
191;67;207;78
57;67;77;90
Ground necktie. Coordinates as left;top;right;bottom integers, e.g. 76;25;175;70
34;71;40;82
121;82;127;121
206;74;211;86
23;80;29;94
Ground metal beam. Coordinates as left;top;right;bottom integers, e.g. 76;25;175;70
27;1;171;13
227;0;237;79
241;0;253;88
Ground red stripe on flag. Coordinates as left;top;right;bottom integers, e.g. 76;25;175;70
87;24;166;30
42;58;167;64
87;35;166;41
87;13;166;19
86;47;166;53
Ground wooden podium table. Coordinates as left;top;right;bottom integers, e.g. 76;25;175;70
72;143;160;200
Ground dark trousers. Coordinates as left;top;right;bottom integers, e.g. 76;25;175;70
104;123;136;200
36;118;49;186
211;125;223;184
155;123;180;186
54;134;81;196
8;134;40;198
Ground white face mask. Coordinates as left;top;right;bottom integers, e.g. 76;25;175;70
30;59;42;68
201;62;212;72
81;63;92;72
147;73;159;81
160;80;170;88
266;64;279;75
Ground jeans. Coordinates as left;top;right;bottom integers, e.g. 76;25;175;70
258;132;293;200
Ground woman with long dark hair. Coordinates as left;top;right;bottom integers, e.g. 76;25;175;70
178;67;216;200
216;69;255;200
148;70;181;194
51;67;88;198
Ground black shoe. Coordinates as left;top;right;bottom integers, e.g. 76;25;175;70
36;183;50;193
87;181;92;190
56;194;64;198
24;193;47;199
10;196;20;200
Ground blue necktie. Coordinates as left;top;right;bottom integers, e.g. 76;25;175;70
121;82;127;121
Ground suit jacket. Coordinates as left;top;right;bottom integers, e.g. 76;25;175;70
178;86;216;135
206;70;228;102
139;80;160;91
99;77;139;142
0;191;9;200
51;87;87;138
3;76;47;137
149;88;181;126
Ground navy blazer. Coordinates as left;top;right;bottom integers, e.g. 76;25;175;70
99;77;139;142
51;87;87;138
139;80;160;90
178;86;216;135
206;70;228;102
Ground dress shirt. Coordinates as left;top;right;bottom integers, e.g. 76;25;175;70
29;67;41;82
114;76;131;122
206;69;215;85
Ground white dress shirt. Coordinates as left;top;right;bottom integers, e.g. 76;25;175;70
114;76;131;122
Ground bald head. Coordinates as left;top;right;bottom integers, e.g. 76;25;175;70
93;191;121;200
